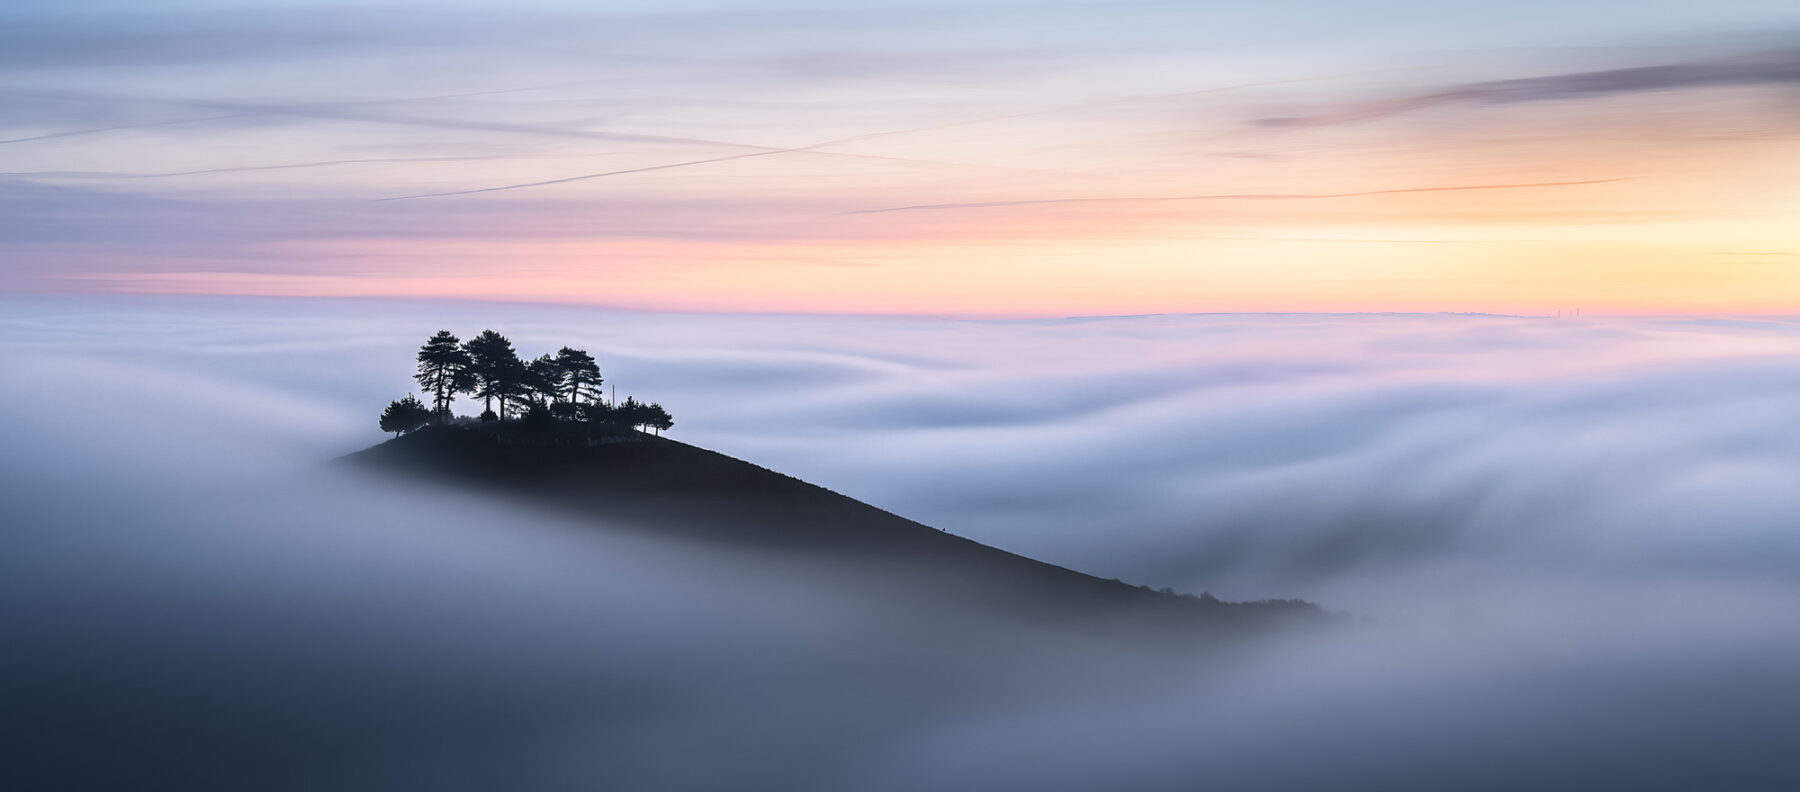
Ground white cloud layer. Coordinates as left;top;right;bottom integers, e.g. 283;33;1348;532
5;297;1800;789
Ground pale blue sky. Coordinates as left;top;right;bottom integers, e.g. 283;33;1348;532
4;1;1797;313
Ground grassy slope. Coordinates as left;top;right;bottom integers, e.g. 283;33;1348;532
342;426;1326;638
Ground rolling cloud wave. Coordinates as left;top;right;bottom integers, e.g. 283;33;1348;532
6;298;1800;789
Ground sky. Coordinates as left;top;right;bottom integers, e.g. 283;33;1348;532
10;6;1800;783
3;0;1798;315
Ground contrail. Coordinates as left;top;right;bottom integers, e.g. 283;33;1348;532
4;75;1332;201
786;76;1315;149
378;77;1308;200
378;151;791;200
0;113;249;145
0;155;525;180
379;140;1080;201
840;178;1633;215
0;86;787;152
2;85;1066;191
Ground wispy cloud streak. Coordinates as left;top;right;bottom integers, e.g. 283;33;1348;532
0;155;527;181
843;178;1631;215
1258;48;1800;128
379;78;1301;200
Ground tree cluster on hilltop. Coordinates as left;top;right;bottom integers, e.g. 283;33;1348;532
379;329;673;439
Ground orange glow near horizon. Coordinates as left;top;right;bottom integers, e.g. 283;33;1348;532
64;227;1800;317
10;50;1800;316
57;166;1800;316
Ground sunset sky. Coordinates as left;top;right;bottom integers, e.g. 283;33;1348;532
4;0;1798;315
12;7;1800;785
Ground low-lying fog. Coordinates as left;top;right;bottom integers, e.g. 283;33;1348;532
4;296;1799;790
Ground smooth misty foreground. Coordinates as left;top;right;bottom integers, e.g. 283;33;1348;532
8;428;1333;791
8;304;1800;791
11;425;1798;792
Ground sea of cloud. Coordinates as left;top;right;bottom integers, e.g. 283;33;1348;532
4;296;1800;789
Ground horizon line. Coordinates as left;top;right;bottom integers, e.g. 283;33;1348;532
10;291;1800;323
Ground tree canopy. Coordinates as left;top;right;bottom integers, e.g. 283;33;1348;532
415;330;472;420
555;346;603;404
380;329;672;443
525;354;562;407
462;329;523;419
379;395;432;437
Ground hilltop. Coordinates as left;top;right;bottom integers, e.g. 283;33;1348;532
342;426;1328;640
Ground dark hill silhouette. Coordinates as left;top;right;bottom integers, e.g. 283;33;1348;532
341;426;1329;641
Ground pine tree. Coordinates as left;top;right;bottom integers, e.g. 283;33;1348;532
617;396;649;431
379;395;432;437
492;354;529;419
415;330;472;421
396;330;659;437
554;347;603;404
462;330;521;418
646;402;674;435
578;401;615;424
525;354;562;407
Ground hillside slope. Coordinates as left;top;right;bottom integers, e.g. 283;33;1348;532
341;426;1327;639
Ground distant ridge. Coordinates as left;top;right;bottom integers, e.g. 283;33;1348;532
342;426;1330;641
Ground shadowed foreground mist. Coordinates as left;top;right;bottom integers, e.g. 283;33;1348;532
5;298;1800;790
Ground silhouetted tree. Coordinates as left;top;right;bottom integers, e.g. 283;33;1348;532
617;396;661;432
389;329;667;438
462;330;521;418
646;401;674;435
379;395;432;437
578;401;616;424
525;354;562;407
415;330;472;421
555;347;602;404
492;354;530;419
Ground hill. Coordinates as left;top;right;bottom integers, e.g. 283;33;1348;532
340;426;1329;640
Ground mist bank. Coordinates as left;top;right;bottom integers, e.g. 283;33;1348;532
11;436;1794;791
8;297;1800;604
5;297;1800;789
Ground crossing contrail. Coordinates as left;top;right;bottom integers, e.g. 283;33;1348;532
840;178;1632;215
